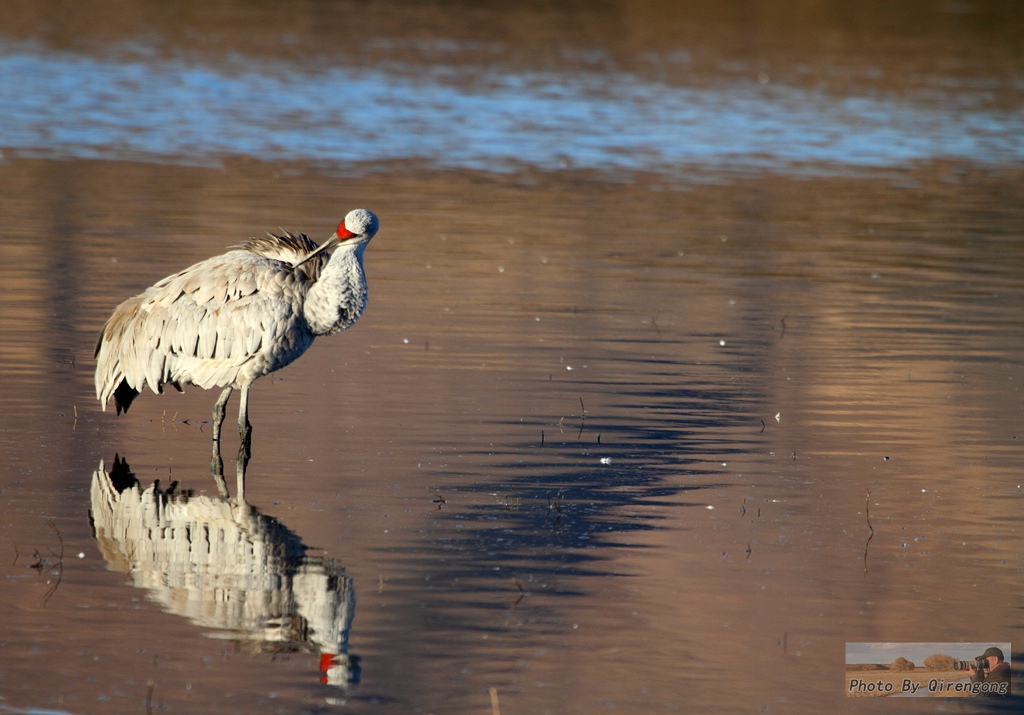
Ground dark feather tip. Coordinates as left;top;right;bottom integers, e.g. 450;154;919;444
113;380;139;415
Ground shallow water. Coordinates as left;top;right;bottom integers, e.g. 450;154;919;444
3;38;1022;175
1;2;1022;714
2;0;1023;178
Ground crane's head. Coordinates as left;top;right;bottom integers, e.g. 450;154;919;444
292;209;379;269
336;208;379;244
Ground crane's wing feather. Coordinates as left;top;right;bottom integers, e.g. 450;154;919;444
95;242;317;412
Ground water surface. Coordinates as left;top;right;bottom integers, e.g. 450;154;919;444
0;2;1022;714
1;0;1022;179
2;38;1021;177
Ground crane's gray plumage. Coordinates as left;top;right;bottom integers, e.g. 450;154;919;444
95;208;379;444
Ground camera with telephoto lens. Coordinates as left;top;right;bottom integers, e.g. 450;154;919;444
952;657;987;672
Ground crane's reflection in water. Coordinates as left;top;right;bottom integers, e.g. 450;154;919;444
89;456;358;697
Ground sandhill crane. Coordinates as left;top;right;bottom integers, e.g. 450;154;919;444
95;209;380;449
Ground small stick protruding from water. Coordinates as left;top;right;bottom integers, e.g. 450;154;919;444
865;489;875;535
489;687;501;715
863;489;875;577
546;489;566;527
43;519;64;606
511;578;528;609
649;311;662;335
578;397;586;439
145;680;155;715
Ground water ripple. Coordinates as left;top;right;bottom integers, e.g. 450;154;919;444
1;41;1021;178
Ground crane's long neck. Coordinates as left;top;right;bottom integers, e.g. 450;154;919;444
303;242;368;336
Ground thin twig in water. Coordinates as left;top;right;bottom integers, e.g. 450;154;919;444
511;578;528;610
860;487;876;577
578;397;586;439
546;489;566;529
43;519;64;606
489;687;501;715
145;680;155;715
865;490;874;533
649;311;662;336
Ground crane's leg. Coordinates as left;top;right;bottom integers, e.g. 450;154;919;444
212;387;233;443
237;384;252;445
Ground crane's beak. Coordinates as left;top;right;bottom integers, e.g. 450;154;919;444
292;234;341;268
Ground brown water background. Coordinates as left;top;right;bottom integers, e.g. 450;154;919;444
0;2;1022;713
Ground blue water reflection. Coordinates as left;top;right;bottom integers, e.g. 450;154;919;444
1;40;1021;177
